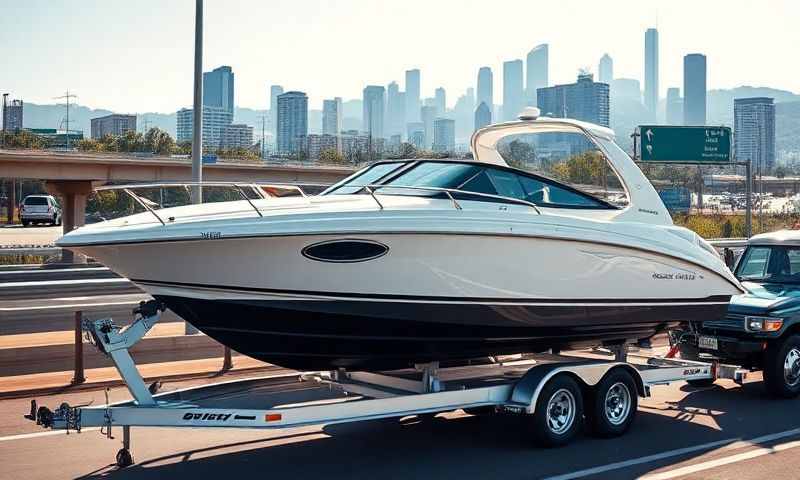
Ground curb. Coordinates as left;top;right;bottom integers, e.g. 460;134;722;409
0;363;287;400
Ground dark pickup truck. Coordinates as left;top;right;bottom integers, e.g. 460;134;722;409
677;230;800;398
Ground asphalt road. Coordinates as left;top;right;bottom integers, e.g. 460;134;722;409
1;368;799;479
0;224;62;247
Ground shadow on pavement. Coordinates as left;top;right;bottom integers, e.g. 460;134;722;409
76;380;794;480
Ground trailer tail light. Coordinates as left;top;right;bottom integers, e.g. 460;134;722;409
265;413;282;422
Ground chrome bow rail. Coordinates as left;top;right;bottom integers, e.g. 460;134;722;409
94;181;307;226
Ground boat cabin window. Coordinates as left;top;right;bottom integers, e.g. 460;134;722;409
326;161;409;194
494;131;629;208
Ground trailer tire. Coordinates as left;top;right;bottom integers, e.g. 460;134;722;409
116;448;133;468
763;334;800;398
529;375;583;447
587;369;637;437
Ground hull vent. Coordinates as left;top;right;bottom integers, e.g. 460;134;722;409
302;239;389;263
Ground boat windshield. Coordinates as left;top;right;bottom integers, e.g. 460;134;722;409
737;245;800;284
324;160;615;209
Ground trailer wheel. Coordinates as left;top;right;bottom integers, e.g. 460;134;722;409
116;448;133;468
587;369;637;437
529;375;583;447
763;335;800;398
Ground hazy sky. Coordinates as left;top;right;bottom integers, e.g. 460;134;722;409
1;0;797;113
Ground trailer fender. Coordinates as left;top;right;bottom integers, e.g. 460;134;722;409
509;361;646;414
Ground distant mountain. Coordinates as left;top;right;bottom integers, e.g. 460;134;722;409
707;86;800;126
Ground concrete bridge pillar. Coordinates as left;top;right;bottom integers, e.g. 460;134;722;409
46;180;94;264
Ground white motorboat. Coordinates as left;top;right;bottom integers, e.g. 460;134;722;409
56;109;744;370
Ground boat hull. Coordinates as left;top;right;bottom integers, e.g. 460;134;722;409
69;231;739;371
155;291;728;370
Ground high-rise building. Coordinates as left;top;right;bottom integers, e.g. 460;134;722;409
665;88;683;125
503;59;524;121
176;106;234;150
683;54;707;125
434;87;446;117
644;28;659;118
407;122;425;149
611;78;642;103
433;118;455;153
220;124;254;149
526;44;548;107
420;106;436;149
276;91;308;154
322;97;342;135
735;97;776;171
454;88;475;141
474;101;492;131
537;73;610;127
599;54;613;85
405;69;421;122
477;67;493;112
386;82;406;138
90;114;137;139
269;85;284;134
363;85;385;139
203;66;234;113
2;98;23;132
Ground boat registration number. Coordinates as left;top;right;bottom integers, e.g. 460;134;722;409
698;336;718;350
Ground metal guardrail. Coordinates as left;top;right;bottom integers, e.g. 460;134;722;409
708;238;748;249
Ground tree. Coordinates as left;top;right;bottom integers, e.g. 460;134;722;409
318;148;347;165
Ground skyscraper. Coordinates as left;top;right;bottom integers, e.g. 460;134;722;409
477;67;493;112
276;91;308;154
176;106;234;150
454;88;475;141
269;85;284;134
405;69;421;122
683;53;707;125
474;101;492;131
363;85;385;139
599;54;613;84
420;106;436;149
644;28;659;118
322;97;342;135
526;44;548;107
203;66;234;113
537;73;610;127
734;97;776;171
503;59;524;121
433;118;455;153
386;81;406;138
665;88;683;125
434;87;446;117
2;98;23;132
91;114;137;139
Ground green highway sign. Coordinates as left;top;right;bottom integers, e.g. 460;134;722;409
636;125;732;163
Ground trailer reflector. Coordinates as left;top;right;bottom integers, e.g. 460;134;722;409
265;413;283;422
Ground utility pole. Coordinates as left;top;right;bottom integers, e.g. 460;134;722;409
2;93;7;149
54;90;77;150
141;116;152;133
191;0;204;205
258;115;267;160
186;0;204;335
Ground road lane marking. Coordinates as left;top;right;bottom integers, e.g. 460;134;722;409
0;427;100;442
542;427;800;480
0;278;129;288
0;267;109;275
641;438;800;479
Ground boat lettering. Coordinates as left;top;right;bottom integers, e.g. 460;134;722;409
183;412;232;421
652;273;696;281
200;231;222;240
683;368;704;376
638;208;659;215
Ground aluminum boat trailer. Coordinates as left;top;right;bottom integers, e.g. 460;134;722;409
27;300;748;468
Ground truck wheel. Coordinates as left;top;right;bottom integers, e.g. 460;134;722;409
529;375;583;447
21;220;29;227
763;335;800;398
587;369;638;437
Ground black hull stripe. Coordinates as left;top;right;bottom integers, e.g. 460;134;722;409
135;278;731;305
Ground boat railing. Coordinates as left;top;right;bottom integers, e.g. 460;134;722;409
356;184;542;214
93;181;307;226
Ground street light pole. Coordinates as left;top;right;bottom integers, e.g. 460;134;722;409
191;0;204;205
186;0;204;335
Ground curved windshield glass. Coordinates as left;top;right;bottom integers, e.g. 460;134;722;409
495;131;629;207
326;160;613;209
737;246;800;284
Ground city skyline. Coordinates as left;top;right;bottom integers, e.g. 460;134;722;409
1;1;798;113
